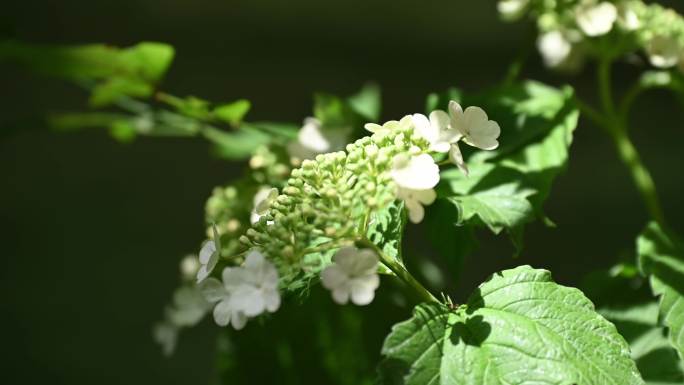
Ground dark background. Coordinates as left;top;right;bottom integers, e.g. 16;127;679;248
2;1;684;384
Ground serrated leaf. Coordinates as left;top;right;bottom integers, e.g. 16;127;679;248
380;266;644;385
637;222;684;360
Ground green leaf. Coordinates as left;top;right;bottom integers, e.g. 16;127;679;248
157;93;212;120
202;126;270;160
637;222;684;360
601;303;684;385
243;121;299;140
380;266;644;385
347;83;381;122
367;200;407;265
213;99;251;126
1;41;174;105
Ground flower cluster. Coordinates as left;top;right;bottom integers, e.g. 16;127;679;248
499;0;684;72
179;101;499;330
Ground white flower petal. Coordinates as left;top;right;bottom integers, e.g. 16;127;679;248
449;143;469;176
349;275;380;306
390;154;440;190
646;35;680;68
196;265;209;283
364;123;384;133
263;289;281;312
231;311;248;330
321;265;349;290
199;278;227;302
199;240;216;265
412;113;437;144
222;266;249;291
405;197;426;224
231;286;266;317
332;287;351;304
413;189;437;205
213;299;233;327
298;117;330;153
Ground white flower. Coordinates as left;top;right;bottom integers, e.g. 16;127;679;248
396;187;437;223
364;115;413;136
575;2;618;37
411;112;459;153
448;142;469;176
537;30;573;67
250;187;278;224
497;0;529;21
196;225;221;283
645;35;680;68
390;153;440;190
321;247;380;305
287;117;348;160
201;250;280;329
448;101;500;150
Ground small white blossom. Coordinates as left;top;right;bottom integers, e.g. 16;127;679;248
201;250;281;329
448;101;500;150
390;153;440;190
196;226;221;283
166;286;211;326
180;254;200;281
321;247;380;305
646;35;680;68
575;2;618;37
537;30;573;68
411;112;459;153
250;187;278;224
397;187;437;223
497;0;529;21
287;117;348;160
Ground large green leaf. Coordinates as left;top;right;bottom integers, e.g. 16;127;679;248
380;266;643;385
601;303;684;385
637;222;684;360
202;125;271;160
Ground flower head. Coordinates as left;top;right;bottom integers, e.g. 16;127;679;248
448;101;500;150
321;247;380;305
196;225;221;283
201;250;280;329
575;2;618;37
250;187;278;224
411;111;459;153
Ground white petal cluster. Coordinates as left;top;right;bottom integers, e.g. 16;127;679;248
201;250;280;329
287;117;348;161
575;2;618;37
537;30;573;68
250;187;278;224
321;247;380;305
196;226;220;283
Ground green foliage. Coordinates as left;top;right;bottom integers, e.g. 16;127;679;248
0;40;174;106
380;266;644;385
601;302;684;385
637;222;684;360
436;81;578;253
367;200;407;269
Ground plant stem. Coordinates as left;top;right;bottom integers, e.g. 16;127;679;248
358;237;438;304
594;58;666;226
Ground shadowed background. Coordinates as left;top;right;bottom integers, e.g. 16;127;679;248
2;1;684;384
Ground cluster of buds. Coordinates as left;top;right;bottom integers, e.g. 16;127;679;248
499;0;684;72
